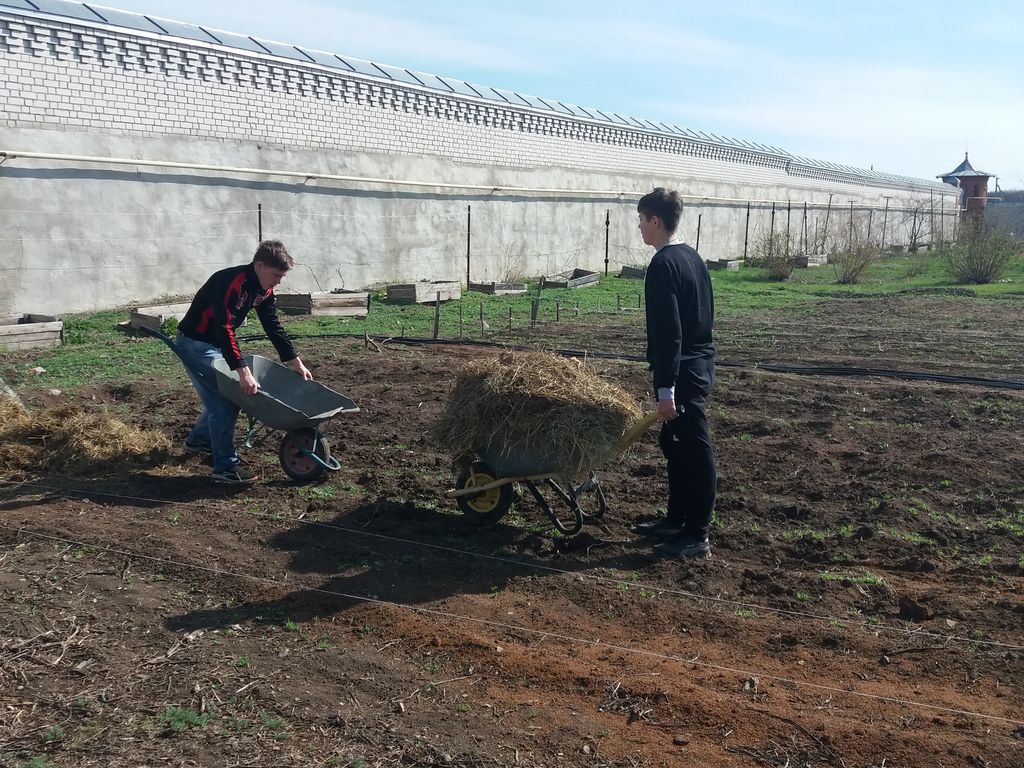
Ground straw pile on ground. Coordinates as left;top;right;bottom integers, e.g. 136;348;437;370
434;351;644;475
0;399;171;480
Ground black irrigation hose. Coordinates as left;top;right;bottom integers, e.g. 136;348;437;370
236;331;1024;392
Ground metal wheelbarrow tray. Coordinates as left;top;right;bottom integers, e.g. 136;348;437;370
212;354;360;481
445;412;659;536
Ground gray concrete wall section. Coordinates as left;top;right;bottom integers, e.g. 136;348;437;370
0;7;959;315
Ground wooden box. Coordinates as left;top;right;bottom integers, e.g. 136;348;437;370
468;281;528;296
0;313;64;351
276;291;369;317
386;281;462;304
793;254;828;268
619;265;647;279
128;302;191;333
541;268;600;289
707;259;741;271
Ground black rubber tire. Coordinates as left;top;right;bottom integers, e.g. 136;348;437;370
455;461;514;523
279;428;330;482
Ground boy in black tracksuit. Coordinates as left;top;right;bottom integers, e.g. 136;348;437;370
634;188;717;558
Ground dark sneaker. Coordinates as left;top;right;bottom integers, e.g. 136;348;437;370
211;466;258;485
184;440;213;456
654;536;711;559
634;518;685;538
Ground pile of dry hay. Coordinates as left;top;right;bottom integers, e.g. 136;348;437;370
434;351;644;474
0;399;171;480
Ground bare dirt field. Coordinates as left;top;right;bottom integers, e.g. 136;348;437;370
2;296;1023;767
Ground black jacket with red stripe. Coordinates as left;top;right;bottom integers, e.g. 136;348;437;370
178;263;297;370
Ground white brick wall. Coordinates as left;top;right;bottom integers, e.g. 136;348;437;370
0;12;945;194
0;10;960;314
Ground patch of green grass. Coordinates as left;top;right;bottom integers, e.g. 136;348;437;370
236;656;250;667
283;619;300;632
819;568;886;586
983;508;1024;538
259;710;287;740
880;526;933;546
159;705;211;733
297;483;337;500
41;725;64;743
795;591;811;602
734;609;758;618
24;757;52;768
782;527;828;542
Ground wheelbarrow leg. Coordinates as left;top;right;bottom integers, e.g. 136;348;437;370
549;473;607;522
523;479;584;536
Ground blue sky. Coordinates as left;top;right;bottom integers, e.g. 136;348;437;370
93;0;1023;188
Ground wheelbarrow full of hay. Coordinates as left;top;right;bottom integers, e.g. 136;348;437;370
145;328;359;482
445;412;659;536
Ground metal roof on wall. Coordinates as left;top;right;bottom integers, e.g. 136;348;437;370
2;0;943;188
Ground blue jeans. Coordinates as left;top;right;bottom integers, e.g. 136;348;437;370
174;333;241;473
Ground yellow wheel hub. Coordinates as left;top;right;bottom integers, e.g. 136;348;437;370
465;470;501;513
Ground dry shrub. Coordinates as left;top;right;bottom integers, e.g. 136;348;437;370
0;399;171;480
831;243;881;284
946;227;1019;284
434;352;643;475
748;232;795;280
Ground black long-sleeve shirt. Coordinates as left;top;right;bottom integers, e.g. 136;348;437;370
644;242;715;396
178;263;297;370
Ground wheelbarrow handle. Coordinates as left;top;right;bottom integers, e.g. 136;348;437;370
615;412;660;453
139;326;210;383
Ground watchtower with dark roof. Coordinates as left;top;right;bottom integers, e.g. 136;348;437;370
938;154;993;222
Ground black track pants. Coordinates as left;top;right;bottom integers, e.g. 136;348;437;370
659;393;717;540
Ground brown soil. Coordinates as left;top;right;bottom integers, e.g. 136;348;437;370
2;296;1023;767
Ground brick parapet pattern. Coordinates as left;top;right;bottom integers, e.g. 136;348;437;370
1;11;945;195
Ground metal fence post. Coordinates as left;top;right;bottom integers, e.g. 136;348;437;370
465;205;472;287
604;209;610;276
743;202;751;260
881;197;890;251
433;292;441;339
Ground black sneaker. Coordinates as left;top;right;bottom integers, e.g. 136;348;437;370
634;518;685;538
654;536;711;559
184;440;213;456
211;466;258;485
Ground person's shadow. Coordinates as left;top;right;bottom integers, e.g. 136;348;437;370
0;467;254;511
165;497;655;632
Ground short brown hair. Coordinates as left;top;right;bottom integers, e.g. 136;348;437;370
637;188;683;233
253;240;293;270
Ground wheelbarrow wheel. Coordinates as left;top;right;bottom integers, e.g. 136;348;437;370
455;461;514;523
279;428;331;482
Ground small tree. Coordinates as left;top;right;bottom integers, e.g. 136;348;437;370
830;212;881;284
895;198;932;252
945;226;1019;284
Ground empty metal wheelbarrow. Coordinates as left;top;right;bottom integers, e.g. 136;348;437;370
147;328;359;482
211;354;359;481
